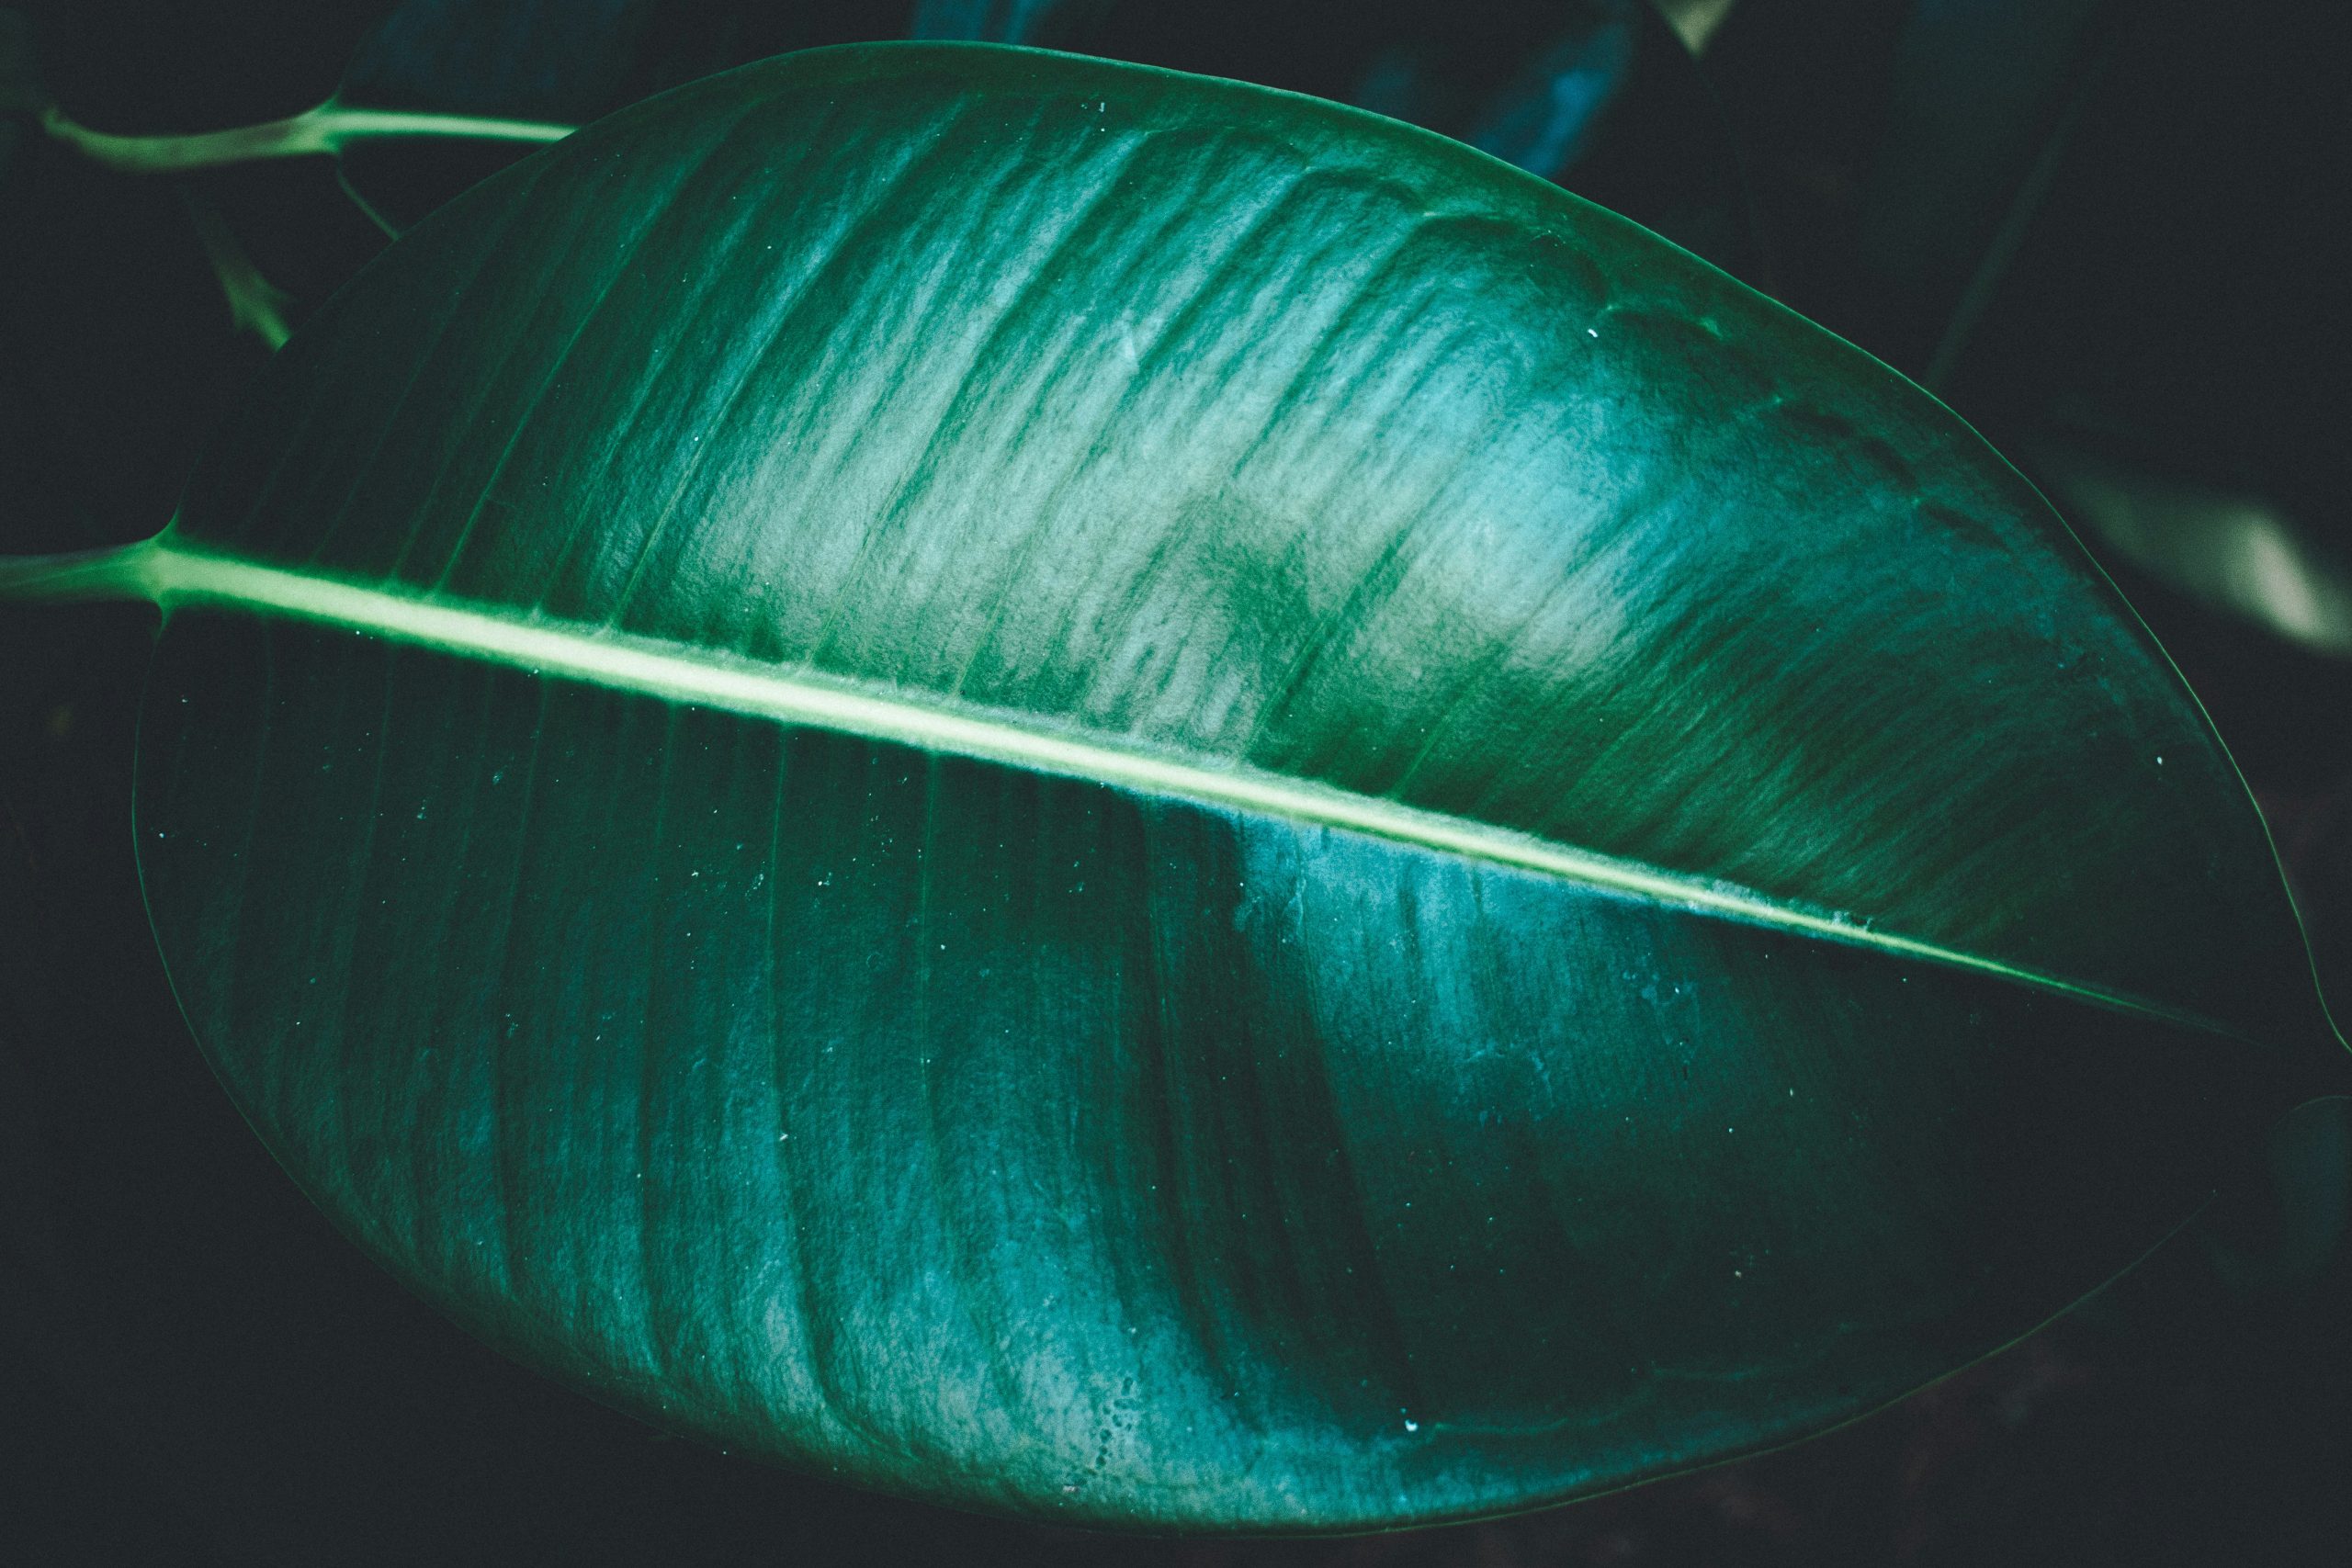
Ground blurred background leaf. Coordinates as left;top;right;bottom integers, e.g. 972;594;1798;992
1926;0;2351;669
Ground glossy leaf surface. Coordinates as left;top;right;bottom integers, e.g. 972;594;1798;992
93;43;2342;1529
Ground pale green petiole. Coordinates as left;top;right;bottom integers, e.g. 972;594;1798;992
0;532;2256;1044
182;190;293;350
41;98;576;175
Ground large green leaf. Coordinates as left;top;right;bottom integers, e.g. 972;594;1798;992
2;41;2343;1531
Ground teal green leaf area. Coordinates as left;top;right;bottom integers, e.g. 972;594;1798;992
97;43;2343;1529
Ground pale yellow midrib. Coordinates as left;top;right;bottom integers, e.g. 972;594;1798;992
3;533;2223;1035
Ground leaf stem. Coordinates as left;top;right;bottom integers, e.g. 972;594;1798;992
182;189;294;349
40;99;575;175
1921;20;2118;394
0;539;167;604
336;160;404;239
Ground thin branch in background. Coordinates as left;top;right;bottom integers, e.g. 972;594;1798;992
336;160;403;240
179;187;293;351
1921;26;2118;394
40;99;574;175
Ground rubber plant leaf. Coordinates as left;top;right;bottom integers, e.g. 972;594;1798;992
1;42;2342;1532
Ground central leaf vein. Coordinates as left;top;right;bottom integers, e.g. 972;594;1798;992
7;534;2235;1037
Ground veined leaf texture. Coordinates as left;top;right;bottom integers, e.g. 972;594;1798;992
3;43;2340;1530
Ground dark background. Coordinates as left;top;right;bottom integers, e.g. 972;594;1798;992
4;2;2348;1562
